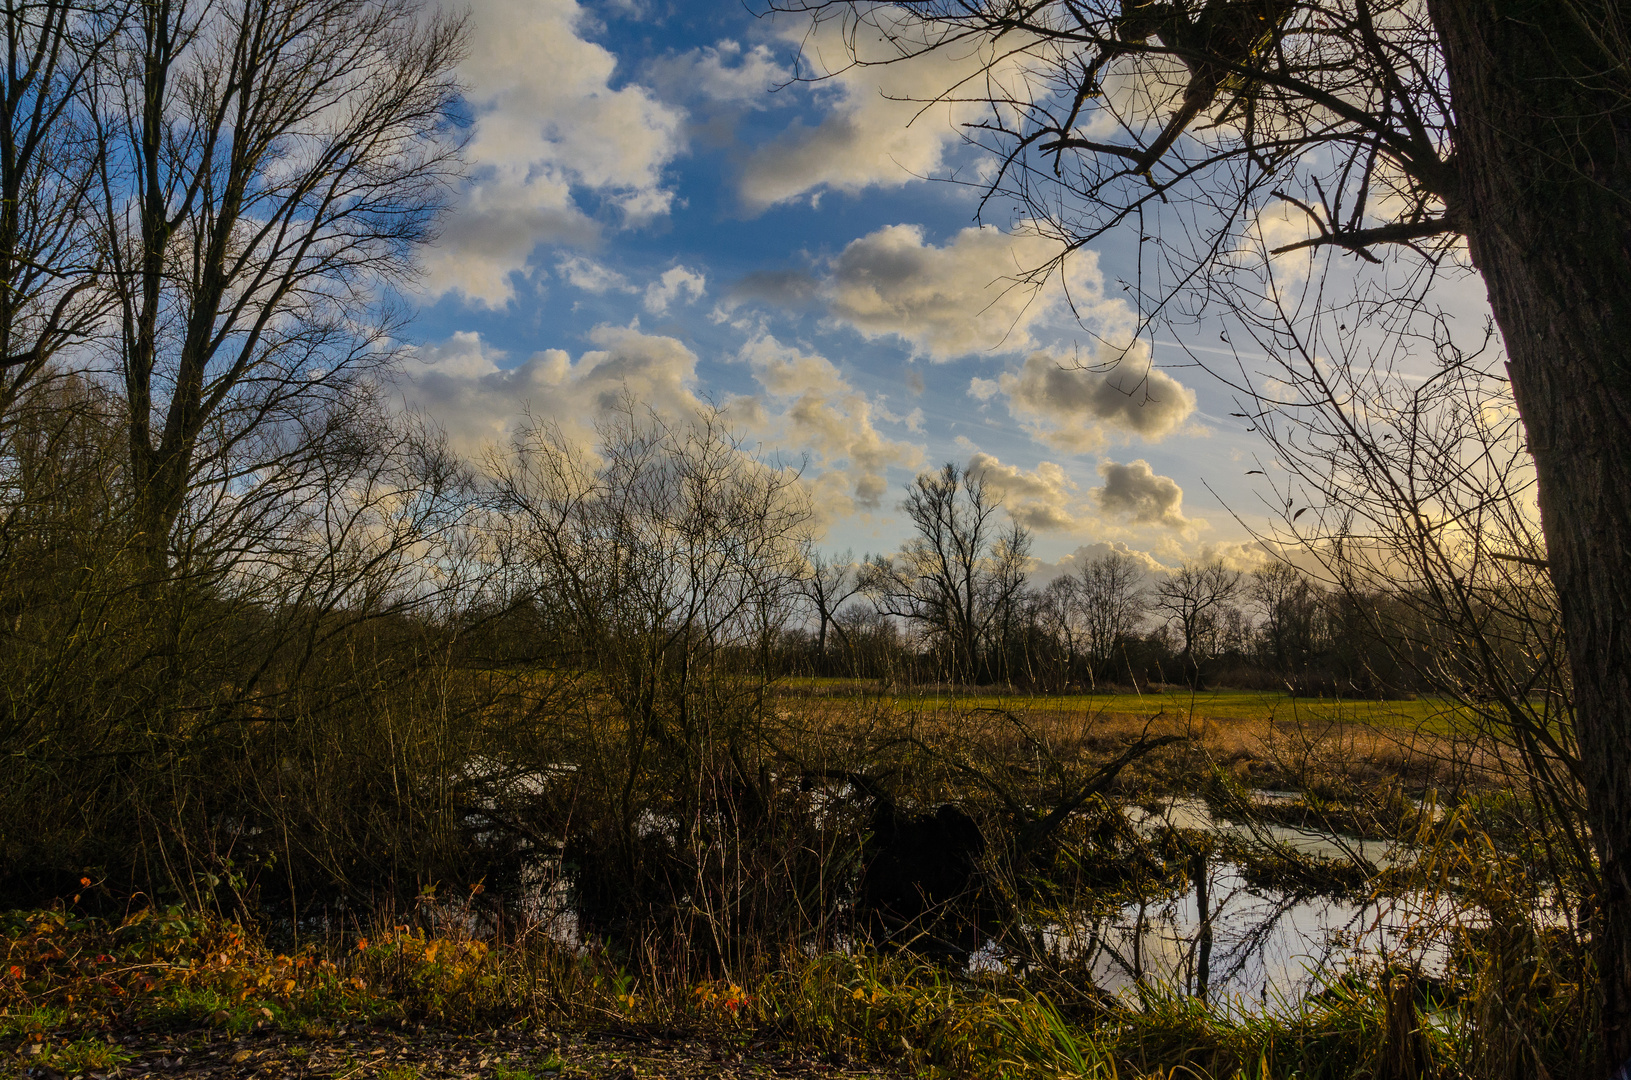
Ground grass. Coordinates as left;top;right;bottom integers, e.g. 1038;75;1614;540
9;1036;134;1075
781;679;1467;734
773;679;1490;798
0;688;1587;1080
493;1054;566;1079
0;901;1592;1080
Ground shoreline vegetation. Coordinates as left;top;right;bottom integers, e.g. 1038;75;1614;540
0;868;1586;1080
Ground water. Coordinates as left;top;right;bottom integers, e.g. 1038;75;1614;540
1127;795;1398;867
1039;862;1460;1014
502;771;1474;1011
970;795;1465;1013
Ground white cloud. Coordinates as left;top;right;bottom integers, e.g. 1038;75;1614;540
736;334;922;517
997;347;1196;451
420;0;684;306
400;324;704;456
647;40;791;108
725;269;823;310
1093;459;1190;529
1032;540;1171;588
722;221;1152;365
825;223;1090;360
1191;540;1272;574
739;10;1038;209
403;327;923;527
965;452;1082;532
644;265;708;315
557;255;635;295
1234;199;1320;294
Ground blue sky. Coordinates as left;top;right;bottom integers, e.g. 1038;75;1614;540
394;0;1368;573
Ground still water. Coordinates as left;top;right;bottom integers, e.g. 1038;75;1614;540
507;785;1478;1013
972;796;1467;1013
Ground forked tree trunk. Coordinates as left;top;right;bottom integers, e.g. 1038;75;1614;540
1431;1;1631;1071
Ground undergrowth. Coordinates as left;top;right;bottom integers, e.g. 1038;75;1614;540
0;899;1594;1079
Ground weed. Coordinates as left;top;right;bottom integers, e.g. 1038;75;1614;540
13;1037;134;1075
494;1055;565;1080
0;1006;67;1039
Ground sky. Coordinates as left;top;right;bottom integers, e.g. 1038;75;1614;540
391;0;1470;577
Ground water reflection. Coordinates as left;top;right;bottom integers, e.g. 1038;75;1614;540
507;777;1470;1013
973;795;1462;1014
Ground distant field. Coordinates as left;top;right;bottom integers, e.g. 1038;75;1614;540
777;678;1469;736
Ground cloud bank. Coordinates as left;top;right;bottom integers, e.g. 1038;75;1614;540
738;11;1038;209
421;0;684;306
401;325;705;455
735;335;923;517
965;452;1082;532
826;224;1087;360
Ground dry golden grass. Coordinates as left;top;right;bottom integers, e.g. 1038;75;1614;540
773;682;1504;795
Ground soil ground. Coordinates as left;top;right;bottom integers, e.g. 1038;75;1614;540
7;1029;903;1080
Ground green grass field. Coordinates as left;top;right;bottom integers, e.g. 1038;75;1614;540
778;678;1469;735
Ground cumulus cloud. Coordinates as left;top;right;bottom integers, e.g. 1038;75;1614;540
402;326;923;527
738;11;1037;209
725;222;1153;364
1093;460;1190;529
644;265;708;315
401;325;704;456
965;452;1082;531
997;347;1196;450
420;0;684;306
1190;540;1272;573
826;224;1091;360
726;269;823;309
736;334;922;516
647;40;791;108
557;255;634;295
1031;540;1171;588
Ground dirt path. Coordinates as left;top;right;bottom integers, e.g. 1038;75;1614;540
11;1029;904;1080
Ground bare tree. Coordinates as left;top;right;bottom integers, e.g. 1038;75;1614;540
490;400;812;851
91;0;465;573
798;548;865;667
1246;316;1591;917
1249;561;1321;674
1034;575;1079;685
0;0;112;421
1073;549;1147;687
862;462;1031;684
0;0;479;905
1154;559;1241;684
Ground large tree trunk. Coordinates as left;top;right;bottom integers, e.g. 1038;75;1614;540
1431;1;1631;1071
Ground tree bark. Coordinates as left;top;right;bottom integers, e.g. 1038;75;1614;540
1430;1;1631;1071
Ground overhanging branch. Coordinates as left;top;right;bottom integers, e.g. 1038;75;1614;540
1269;216;1460;262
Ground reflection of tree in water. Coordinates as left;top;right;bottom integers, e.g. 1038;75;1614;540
1213;886;1303;991
1035;835;1452;1010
